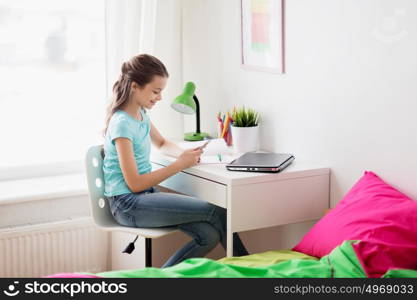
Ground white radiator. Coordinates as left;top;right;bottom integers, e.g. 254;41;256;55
0;217;108;277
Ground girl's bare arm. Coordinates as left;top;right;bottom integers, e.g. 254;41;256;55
150;121;184;158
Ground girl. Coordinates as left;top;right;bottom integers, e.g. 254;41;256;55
103;54;248;268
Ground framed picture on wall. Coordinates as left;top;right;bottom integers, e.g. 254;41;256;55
241;0;285;73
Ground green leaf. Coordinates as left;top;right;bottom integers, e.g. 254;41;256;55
231;106;259;127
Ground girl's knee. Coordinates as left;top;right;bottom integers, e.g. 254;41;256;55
198;224;220;247
213;205;226;218
208;205;226;228
183;222;220;247
203;227;220;247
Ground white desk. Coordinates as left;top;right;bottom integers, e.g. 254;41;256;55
151;153;330;257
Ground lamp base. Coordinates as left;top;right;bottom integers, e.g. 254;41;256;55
184;132;210;141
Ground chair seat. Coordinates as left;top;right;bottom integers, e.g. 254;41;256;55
93;216;178;238
96;223;178;239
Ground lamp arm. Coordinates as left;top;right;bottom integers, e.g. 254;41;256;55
193;95;201;134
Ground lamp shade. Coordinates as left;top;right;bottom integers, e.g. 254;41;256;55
171;82;196;114
171;81;209;141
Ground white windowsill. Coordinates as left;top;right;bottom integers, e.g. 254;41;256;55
0;173;88;206
0;160;84;181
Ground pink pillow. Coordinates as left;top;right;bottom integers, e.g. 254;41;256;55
292;171;417;277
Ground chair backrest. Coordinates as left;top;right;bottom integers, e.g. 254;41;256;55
85;145;118;228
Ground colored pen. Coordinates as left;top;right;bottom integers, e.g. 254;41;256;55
221;112;230;138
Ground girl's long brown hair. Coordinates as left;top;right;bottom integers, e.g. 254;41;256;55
103;54;169;136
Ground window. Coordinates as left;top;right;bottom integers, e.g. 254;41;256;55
0;0;105;178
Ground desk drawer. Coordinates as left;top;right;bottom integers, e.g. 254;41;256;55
151;163;227;208
231;175;329;232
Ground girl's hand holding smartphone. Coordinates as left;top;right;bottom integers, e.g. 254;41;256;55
194;140;211;151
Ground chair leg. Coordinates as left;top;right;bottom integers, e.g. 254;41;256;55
145;238;152;267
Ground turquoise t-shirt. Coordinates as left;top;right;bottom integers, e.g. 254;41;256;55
103;109;152;197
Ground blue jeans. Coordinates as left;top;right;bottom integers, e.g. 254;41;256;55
107;187;248;268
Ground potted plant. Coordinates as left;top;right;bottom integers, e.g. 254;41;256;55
230;106;260;153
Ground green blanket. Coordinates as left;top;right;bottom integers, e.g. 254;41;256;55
97;241;417;278
217;249;317;267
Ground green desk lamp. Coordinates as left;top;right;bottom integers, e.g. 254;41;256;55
171;82;209;141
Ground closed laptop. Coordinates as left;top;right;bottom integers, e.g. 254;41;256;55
226;152;295;173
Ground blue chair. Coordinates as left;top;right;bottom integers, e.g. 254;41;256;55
85;145;177;267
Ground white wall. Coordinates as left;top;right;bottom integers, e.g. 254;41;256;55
183;0;417;203
181;0;417;251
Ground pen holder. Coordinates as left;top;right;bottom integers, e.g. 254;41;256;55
231;125;259;153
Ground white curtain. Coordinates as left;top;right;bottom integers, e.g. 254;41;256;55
105;0;158;97
139;0;158;54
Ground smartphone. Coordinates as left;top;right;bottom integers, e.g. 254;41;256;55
195;140;211;150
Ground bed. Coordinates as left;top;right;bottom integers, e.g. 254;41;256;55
48;240;417;278
48;171;417;278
